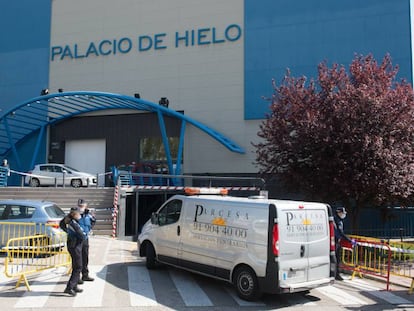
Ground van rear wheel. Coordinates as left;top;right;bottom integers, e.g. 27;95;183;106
233;266;261;301
146;243;157;269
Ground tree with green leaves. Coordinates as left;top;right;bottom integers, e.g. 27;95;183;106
255;54;414;228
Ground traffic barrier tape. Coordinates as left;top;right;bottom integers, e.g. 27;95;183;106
112;185;119;238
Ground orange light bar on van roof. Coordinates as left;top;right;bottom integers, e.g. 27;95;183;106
184;187;228;196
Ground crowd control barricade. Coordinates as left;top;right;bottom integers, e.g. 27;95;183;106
340;238;391;291
384;239;414;294
0;221;70;291
347;236;414;293
0;222;62;252
3;232;70;291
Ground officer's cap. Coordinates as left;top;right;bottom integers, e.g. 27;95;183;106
336;207;347;214
78;198;88;207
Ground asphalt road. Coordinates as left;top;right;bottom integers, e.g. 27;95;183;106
1;235;414;311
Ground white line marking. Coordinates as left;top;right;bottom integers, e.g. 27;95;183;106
316;285;368;305
344;279;413;305
73;265;106;307
128;265;158;306
169;269;213;306
225;287;266;307
14;271;61;309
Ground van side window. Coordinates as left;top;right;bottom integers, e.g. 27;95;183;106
158;200;182;226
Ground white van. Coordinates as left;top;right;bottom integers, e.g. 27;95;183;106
138;188;336;300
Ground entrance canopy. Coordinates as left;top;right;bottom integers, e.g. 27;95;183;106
0;91;245;174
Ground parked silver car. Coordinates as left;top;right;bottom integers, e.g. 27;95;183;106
0;200;66;249
25;164;97;188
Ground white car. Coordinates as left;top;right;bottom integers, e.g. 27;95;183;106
26;164;97;188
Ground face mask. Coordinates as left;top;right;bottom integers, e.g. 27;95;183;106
339;213;346;220
79;207;85;214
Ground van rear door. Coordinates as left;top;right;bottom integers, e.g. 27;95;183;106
277;202;330;287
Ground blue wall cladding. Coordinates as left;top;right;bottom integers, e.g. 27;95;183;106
0;0;51;111
244;0;412;119
0;0;51;178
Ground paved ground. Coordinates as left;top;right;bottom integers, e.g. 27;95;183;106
1;235;414;310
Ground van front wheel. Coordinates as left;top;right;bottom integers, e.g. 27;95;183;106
233;266;261;301
146;243;157;269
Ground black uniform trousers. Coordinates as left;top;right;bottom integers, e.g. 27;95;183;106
81;238;89;278
67;240;83;290
335;240;341;276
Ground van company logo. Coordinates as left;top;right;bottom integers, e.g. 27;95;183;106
302;218;312;225
194;204;249;222
211;217;227;226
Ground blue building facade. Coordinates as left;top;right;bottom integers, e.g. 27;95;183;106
244;0;413;119
0;0;412;183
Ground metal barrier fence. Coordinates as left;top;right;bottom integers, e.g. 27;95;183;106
340;235;414;292
0;222;71;291
340;239;391;290
4;233;70;291
0;222;61;251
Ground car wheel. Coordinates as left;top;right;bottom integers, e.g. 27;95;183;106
233;266;261;301
71;179;82;188
146;243;157;269
29;178;40;187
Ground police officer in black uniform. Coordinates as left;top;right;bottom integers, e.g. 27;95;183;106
77;199;96;283
62;207;87;296
334;207;355;281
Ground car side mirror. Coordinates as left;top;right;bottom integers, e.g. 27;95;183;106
151;213;158;225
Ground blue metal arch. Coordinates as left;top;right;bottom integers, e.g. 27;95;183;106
0;91;245;173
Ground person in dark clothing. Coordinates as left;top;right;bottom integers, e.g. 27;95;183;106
77;199;96;283
62;207;87;296
334;207;356;281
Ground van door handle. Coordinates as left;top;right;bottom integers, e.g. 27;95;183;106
300;245;305;257
177;225;181;236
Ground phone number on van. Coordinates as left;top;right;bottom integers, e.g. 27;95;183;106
193;222;248;239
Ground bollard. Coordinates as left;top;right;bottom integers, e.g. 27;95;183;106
62;170;66;188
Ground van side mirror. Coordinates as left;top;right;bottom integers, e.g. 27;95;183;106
151;213;158;225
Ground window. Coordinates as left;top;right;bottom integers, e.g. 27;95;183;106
158;200;182;226
53;165;63;173
140;137;180;161
40;165;52;172
45;205;65;218
8;205;36;219
0;204;7;219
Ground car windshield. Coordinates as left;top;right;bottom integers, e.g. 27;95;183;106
63;165;80;172
45;204;65;218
